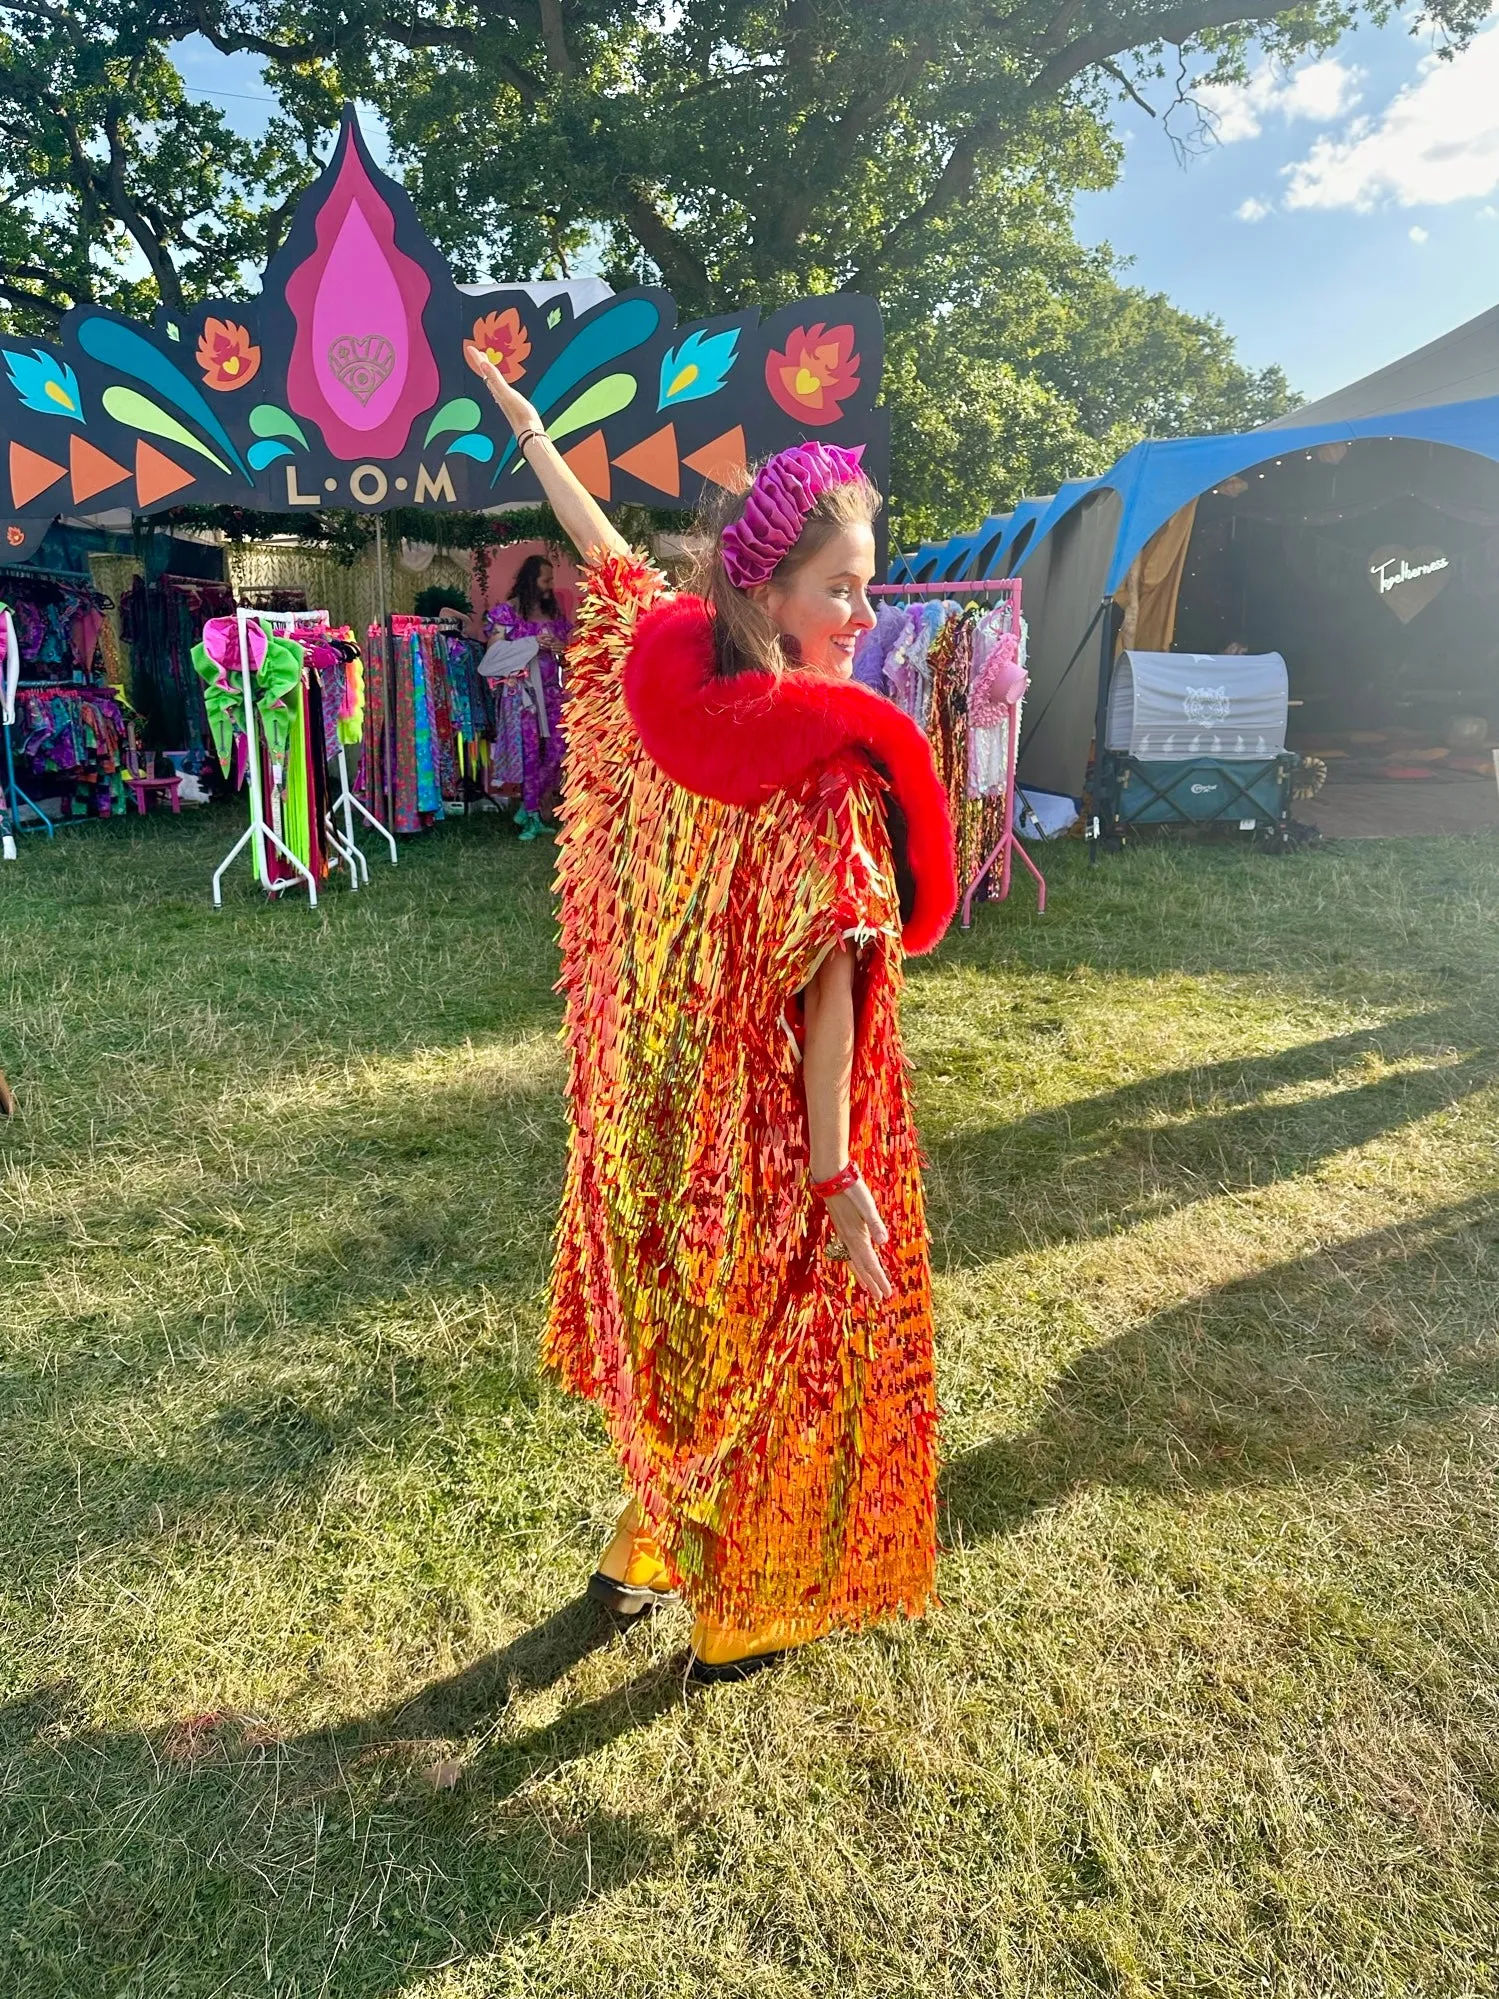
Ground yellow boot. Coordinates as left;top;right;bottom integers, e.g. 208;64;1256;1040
687;1615;806;1684
588;1500;679;1617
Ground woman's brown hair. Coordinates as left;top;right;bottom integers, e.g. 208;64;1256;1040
688;459;882;678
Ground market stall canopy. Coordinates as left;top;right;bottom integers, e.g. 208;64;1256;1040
898;296;1499;597
0;109;887;566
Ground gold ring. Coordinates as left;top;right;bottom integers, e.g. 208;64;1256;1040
825;1239;849;1261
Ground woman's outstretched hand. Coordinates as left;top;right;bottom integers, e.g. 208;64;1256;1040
825;1178;893;1303
462;342;628;561
464;344;540;438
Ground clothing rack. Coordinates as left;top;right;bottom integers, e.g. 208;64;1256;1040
871;579;1018;595
869;576;1046;922
1;567;117;851
2;679;122;848
211;608;367;908
322;638;397;883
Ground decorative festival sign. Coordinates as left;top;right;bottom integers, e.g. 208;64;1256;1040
0;109;887;564
1368;545;1451;624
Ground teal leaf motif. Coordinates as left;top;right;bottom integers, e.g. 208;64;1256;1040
3;348;83;421
249;405;309;448
658;327;739;410
446;433;494;461
248;438;295;470
76;316;248;476
424;397;481;446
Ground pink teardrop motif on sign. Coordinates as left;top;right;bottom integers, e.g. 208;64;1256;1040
284;132;440;460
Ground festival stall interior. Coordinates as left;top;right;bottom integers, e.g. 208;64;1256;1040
896;298;1499;842
0;108;905;903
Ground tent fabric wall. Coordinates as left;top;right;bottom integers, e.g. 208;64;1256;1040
1116;500;1197;653
1011;489;1121;797
1101;398;1499;593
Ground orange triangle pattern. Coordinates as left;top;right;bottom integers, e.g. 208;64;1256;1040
135;439;195;508
683;424;748;491
612;422;680;498
9;440;66;511
69;434;130;504
562;430;612;501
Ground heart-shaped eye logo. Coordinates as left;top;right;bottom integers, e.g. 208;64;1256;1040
1369;545;1450;624
327;334;396;404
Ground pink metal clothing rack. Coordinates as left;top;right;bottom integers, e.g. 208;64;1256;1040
869;576;1046;922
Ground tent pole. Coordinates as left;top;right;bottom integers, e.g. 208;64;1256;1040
1088;596;1119;861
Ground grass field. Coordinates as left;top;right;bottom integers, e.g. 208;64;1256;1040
2;805;1498;1999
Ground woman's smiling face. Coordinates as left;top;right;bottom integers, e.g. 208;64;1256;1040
758;522;878;678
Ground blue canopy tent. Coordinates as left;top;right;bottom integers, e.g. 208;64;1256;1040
893;301;1499;797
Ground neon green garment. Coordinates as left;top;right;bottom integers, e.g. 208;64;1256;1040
189;633;305;772
336;652;364;746
281;678;312;871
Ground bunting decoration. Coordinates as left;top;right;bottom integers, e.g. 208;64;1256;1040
0;108;886;563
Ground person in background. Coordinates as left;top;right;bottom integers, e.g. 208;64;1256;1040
486;552;572;839
468;338;958;1683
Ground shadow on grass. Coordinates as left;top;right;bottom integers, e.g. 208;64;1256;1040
940;1193;1499;1545
0;1597;685;1998
924;1008;1497;1271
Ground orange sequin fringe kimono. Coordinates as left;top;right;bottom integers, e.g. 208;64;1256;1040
544;553;958;1642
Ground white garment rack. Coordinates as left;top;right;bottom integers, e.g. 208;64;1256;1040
210;607;392;907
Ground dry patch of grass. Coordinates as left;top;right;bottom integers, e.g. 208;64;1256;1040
2;810;1498;1998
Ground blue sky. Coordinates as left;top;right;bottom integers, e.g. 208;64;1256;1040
175;16;1499;404
1075;10;1499;398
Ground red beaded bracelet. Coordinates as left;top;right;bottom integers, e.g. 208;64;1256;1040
810;1162;860;1200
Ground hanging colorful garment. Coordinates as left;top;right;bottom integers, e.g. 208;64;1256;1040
545;553;957;1643
486;600;571;806
11;684;132;815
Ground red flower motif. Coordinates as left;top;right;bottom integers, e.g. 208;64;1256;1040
196;318;261;392
467;308;531;384
764;322;861;425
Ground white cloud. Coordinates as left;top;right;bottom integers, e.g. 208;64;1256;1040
1284;22;1499;209
1409;224;1430;241
1237;196;1274;221
1195;58;1364;144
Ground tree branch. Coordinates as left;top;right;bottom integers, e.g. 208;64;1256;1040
853;0;1279;291
0;274;65;319
1102;58;1157;116
614;181;713;310
6;0;88;47
537;0;575;77
101;101;186;313
1027;0;1281;100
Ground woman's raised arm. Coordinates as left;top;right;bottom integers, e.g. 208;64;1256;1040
465;345;630;565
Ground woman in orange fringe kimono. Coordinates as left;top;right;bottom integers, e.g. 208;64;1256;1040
470;344;957;1682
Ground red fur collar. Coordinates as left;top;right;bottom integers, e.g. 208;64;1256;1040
623;594;957;954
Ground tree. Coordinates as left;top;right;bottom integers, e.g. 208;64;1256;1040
0;0;1403;532
179;0;1482;313
0;1;321;331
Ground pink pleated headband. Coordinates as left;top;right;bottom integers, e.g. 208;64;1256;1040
720;442;867;591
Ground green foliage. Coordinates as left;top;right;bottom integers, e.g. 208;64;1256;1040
0;2;325;328
0;0;1443;534
413;581;472;617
